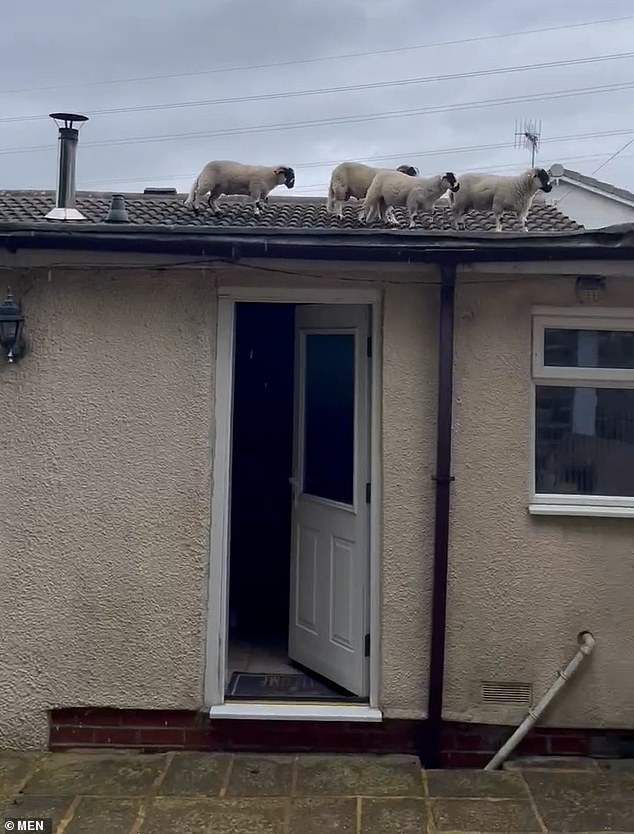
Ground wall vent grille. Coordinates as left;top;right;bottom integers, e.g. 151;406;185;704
481;681;532;705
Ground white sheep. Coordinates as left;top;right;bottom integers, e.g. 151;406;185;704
360;170;460;228
327;161;419;221
449;167;553;231
184;160;295;215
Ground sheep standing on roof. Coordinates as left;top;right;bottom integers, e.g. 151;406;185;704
360;170;459;228
449;168;552;232
184;161;295;215
327;162;419;221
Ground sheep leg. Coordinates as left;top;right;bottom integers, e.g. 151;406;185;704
494;213;503;232
206;188;222;213
384;206;399;225
517;209;529;231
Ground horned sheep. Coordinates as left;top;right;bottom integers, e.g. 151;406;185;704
184;160;295;215
449;167;552;231
361;170;460;228
327;161;419;221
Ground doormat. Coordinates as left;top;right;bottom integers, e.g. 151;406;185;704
227;671;361;701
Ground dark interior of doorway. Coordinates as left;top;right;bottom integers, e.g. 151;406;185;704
227;302;359;701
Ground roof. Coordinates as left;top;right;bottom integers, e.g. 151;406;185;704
558;169;634;207
0;189;582;233
3;188;634;265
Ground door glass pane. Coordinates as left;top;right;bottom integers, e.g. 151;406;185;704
303;333;355;504
544;328;634;369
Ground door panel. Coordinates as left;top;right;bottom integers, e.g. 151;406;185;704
288;304;370;697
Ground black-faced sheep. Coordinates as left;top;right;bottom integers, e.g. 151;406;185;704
184;160;295;215
327;161;419;220
360;170;459;227
449;167;553;231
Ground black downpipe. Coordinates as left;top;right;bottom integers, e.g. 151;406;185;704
424;261;457;768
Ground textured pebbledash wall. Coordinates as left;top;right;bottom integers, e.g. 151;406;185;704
446;273;634;730
0;268;217;748
0;265;439;749
1;261;632;750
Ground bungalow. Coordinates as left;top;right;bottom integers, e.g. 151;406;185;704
0;119;633;767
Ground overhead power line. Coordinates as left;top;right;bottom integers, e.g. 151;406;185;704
3;50;633;125
1;80;633;157
1;13;632;96
288;150;634;192
79;128;634;188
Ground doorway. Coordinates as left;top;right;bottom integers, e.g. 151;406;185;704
224;301;372;703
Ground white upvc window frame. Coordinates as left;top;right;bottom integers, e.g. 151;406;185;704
530;306;634;518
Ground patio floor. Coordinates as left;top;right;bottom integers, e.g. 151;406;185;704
1;751;632;832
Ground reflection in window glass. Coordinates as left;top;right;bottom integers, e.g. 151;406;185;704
535;385;634;496
303;333;355;504
544;328;634;369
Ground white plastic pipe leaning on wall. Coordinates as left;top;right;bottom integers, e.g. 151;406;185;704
484;631;596;771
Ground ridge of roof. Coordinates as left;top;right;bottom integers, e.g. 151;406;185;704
560;169;634;205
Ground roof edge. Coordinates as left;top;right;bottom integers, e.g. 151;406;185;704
2;222;634;263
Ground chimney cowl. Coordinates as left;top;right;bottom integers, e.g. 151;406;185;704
105;194;130;223
45;112;89;221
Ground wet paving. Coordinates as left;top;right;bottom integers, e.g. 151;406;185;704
1;751;632;832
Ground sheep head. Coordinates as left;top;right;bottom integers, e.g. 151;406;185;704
442;172;460;192
397;164;419;176
533;167;552;193
275;166;295;188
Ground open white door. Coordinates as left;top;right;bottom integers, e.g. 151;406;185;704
288;304;371;697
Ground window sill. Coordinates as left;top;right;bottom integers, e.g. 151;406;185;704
529;503;634;518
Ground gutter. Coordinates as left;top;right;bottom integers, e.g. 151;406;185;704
3;223;634;264
424;262;457;768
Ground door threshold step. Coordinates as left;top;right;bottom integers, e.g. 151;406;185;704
210;702;382;721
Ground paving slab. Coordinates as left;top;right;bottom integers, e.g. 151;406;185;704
158;751;231;795
0;753;41;799
535;797;634;832
426;768;527;798
431;797;543;832
0;794;73;830
22;752;168;796
295;755;423;796
360;797;428;833
523;768;634;802
288;797;357;833
226;755;294;796
504;755;601;771
64;797;141;834
140;796;287;834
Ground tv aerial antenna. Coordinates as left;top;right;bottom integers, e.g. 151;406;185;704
514;119;542;167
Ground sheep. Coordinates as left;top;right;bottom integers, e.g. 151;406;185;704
449;167;552;232
327;161;419;221
184;160;295;215
360;170;460;228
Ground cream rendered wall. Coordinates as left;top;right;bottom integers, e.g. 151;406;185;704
446;274;634;729
380;283;438;718
0;262;439;748
1;268;217;749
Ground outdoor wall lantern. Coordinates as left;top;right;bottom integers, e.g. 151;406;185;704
0;287;26;363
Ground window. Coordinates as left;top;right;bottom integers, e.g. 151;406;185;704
531;310;634;516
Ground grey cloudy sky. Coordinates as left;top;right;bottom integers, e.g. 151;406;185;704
1;0;634;202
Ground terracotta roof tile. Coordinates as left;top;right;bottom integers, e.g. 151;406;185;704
0;189;583;234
